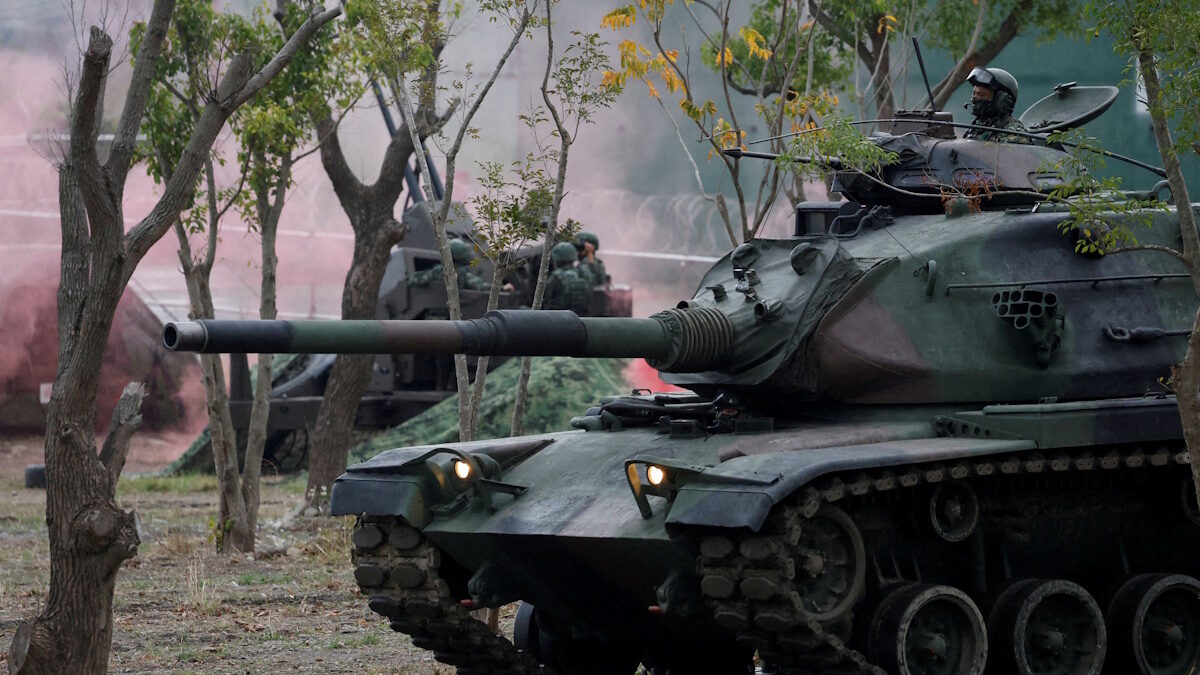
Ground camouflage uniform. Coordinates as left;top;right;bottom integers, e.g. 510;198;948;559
963;115;1033;145
575;231;607;285
545;268;593;313
409;239;490;290
578;259;606;285
410;264;490;290
545;241;593;314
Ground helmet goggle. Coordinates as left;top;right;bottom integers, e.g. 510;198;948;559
967;67;995;88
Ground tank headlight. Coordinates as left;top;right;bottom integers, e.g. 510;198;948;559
647;465;666;486
454;460;472;480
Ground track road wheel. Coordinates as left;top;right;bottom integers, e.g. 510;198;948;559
987;579;1106;675
1106;573;1200;675
789;505;867;624
868;583;988;675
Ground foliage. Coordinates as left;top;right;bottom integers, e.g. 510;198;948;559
1041;128;1165;255
1090;0;1200;156
775;117;898;180
471;158;555;264
134;0;353;232
601;0;844;243
349;0;445;94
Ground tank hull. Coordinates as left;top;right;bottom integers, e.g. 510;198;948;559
341;394;1200;673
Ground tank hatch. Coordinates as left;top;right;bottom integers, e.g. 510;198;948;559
1018;83;1119;133
832;134;1070;214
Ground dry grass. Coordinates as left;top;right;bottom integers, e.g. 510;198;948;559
184;554;222;616
0;476;433;673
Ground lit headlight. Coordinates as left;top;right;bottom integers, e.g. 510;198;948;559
454;460;472;480
646;465;666;486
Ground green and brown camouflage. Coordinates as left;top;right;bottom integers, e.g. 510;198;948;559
161;85;1200;674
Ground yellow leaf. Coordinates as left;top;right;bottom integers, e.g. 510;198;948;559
715;47;733;67
600;6;636;30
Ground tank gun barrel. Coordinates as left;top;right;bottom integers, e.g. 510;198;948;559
163;309;733;373
723;147;845;170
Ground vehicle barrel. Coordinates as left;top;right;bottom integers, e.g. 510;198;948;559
162;308;732;373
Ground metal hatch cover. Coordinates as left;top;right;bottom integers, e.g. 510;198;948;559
1018;82;1120;133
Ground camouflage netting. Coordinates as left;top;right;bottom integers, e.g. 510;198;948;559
349;356;629;464
167;355;632;473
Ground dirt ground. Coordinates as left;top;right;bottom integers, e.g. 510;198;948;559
0;433;520;674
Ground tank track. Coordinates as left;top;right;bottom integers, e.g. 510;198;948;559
696;443;1191;675
698;504;882;675
351;516;545;675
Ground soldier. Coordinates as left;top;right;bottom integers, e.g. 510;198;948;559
410;238;490;291
544;241;593;314
575;231;607;286
963;67;1033;145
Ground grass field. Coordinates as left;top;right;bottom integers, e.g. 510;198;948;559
0;465;517;674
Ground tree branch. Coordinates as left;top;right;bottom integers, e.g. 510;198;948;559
313;115;365;209
809;0;872;65
107;0;175;190
230;6;342;110
932;0;1029;109
124;5;340;275
98;382;145;492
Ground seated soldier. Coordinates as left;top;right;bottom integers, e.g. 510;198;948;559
963;67;1033;145
575;231;607;285
544;241;593;315
409;238;490;291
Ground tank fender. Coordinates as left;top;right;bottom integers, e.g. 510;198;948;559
663;436;1035;534
329;473;431;527
329;437;560;525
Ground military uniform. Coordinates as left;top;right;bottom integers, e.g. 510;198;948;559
410;239;490;291
578;258;606;285
544;267;593;314
545;240;593;314
409;264;490;290
575;231;607;286
964;115;1033;145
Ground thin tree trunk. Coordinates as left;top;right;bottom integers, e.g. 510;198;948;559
242;154;289;528
1138;45;1200;507
513;1;571;436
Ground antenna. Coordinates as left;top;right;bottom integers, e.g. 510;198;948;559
911;36;938;112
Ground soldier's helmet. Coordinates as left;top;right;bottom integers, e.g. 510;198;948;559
577;231;599;250
552;241;578;265
449;238;473;265
967;67;1019;118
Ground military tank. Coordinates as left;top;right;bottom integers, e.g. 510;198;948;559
163;84;1200;674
